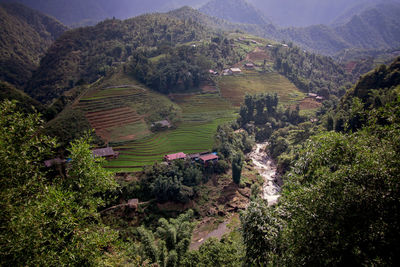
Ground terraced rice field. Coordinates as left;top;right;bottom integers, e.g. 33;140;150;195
85;107;145;141
104;117;235;172
219;72;305;107
172;93;234;122
79;60;306;172
76;86;151;142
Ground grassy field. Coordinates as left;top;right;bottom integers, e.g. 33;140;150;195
218;71;305;107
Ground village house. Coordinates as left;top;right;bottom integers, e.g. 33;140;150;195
164;152;187;162
316;96;325;102
244;63;255;69
151;120;172;129
199;154;219;166
92;147;119;160
209;69;218;75
307;93;318;98
230;68;242;74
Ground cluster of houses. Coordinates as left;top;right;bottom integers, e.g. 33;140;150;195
44;147;119;168
164;151;219;166
209;63;255;77
307;93;325;102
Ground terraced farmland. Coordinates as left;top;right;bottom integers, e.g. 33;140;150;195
219;72;305;107
85;107;146;141
76;53;307;172
76;86;152;142
172;93;235;122
104;118;235;172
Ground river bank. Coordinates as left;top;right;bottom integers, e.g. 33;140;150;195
190;142;281;250
248;142;282;206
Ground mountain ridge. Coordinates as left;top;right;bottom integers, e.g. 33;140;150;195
199;0;272;26
0;3;68;88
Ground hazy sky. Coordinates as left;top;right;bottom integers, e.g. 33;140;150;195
2;0;399;27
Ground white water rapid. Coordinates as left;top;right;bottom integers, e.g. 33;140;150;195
248;142;281;206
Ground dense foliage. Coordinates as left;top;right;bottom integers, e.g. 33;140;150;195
213;123;254;160
241;57;400;266
136;210;196;266
271;45;350;97
238;93;305;142
138;161;204;204
0;100;122;265
130;37;239;93
26;13;212;103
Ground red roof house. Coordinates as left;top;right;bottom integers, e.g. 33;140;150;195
199;154;219;165
164;152;187;162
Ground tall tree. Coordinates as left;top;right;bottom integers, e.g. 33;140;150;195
232;152;244;185
0;100;119;266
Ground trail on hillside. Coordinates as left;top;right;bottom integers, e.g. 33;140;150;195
248;142;281;206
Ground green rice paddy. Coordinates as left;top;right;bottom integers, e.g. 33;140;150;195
78;52;308;172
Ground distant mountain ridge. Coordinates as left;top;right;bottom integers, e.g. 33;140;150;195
0;0;209;26
248;0;400;27
282;2;400;55
0;3;67;87
199;0;272;26
170;3;400;56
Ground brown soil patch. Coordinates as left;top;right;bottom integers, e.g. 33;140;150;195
246;47;270;62
298;98;322;110
85;107;144;142
345;61;357;73
201;84;218;93
118;134;136;141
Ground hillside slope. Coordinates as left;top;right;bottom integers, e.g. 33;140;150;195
0;3;67;87
0;81;44;113
199;0;271;25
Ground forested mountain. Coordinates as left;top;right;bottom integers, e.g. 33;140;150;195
0;3;67;88
0;0;209;26
271;45;350;96
199;0;272;26
25;13;215;103
169;6;277;39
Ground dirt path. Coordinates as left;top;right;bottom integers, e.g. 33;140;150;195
190;218;232;250
248;142;281;206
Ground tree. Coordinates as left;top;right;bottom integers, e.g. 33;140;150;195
232;152;244;185
137;210;196;266
0;100;120;266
